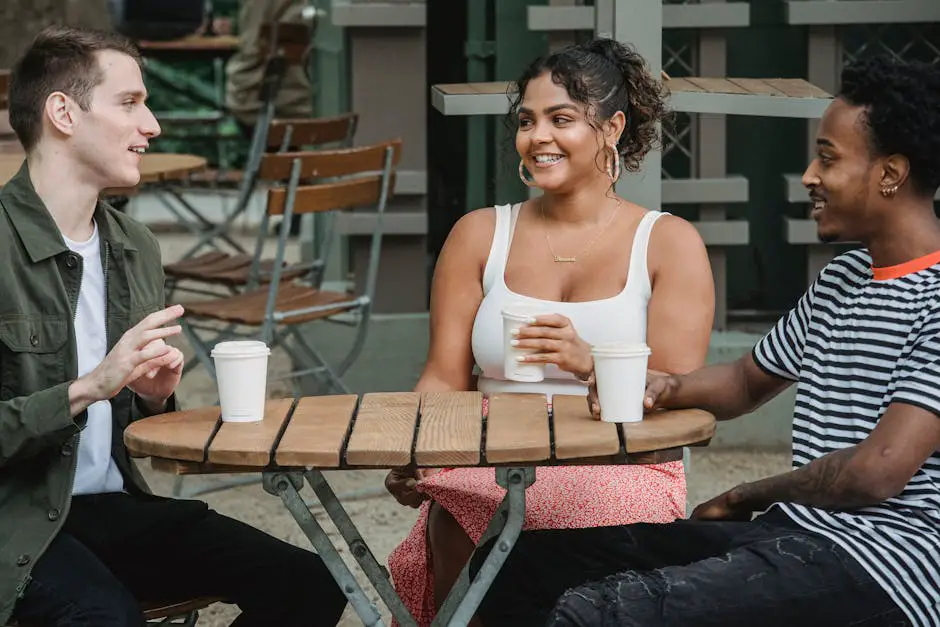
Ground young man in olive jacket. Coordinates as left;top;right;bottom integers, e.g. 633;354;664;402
0;26;346;627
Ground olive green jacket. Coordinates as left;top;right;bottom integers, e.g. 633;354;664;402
0;163;176;624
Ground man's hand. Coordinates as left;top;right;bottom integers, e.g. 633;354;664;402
643;369;680;411
129;341;185;412
80;305;185;403
690;488;754;521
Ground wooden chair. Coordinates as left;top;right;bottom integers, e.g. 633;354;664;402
178;139;402;395
6;596;224;626
168;21;314;263
163;113;359;299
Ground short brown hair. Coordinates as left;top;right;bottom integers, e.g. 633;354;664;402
9;25;142;152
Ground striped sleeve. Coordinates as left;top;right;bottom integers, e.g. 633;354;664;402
891;302;940;417
752;277;818;381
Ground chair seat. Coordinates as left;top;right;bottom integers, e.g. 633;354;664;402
142;596;226;620
5;596;225;625
165;252;307;287
183;283;359;325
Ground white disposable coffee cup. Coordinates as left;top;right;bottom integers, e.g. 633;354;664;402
210;340;271;423
501;305;545;383
590;341;652;423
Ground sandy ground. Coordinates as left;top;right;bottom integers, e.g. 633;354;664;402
139;231;791;626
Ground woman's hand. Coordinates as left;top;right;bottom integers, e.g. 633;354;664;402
384;466;442;508
511;314;593;380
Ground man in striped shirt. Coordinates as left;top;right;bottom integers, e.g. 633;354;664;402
472;55;940;627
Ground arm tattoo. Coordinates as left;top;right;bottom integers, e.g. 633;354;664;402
733;446;881;512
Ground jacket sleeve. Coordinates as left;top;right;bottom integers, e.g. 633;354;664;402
0;381;85;469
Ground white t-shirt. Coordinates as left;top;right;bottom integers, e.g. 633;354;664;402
65;222;124;495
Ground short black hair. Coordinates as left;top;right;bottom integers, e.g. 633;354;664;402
507;38;671;174
9;25;142;152
838;55;940;196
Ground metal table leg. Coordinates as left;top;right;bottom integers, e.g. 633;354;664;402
433;467;535;627
264;467;534;627
263;471;386;626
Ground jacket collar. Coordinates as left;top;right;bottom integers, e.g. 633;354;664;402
0;160;138;263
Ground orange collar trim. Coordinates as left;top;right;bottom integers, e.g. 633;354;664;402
872;250;940;281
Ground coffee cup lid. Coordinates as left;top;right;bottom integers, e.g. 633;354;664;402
590;341;651;356
211;340;271;357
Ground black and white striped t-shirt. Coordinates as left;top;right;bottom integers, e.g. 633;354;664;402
753;249;940;626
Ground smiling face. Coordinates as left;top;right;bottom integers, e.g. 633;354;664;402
515;72;623;193
802;97;887;244
62;50;161;189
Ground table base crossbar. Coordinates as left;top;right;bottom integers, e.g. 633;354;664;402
262;467;534;627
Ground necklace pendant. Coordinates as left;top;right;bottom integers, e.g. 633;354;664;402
553;255;577;263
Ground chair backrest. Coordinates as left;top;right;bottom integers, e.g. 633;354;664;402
259;22;312;65
258;139;402;187
260;139;402;315
265;113;358;152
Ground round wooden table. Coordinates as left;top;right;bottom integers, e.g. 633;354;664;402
123;391;715;627
124;391;716;471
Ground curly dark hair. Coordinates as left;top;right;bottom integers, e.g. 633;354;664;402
506;38;671;174
838;55;940;196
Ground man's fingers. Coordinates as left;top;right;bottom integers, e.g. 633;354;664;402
133;305;186;334
137;325;183;348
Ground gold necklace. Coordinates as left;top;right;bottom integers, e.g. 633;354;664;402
539;198;619;263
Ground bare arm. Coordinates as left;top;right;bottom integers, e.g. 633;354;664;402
414;209;494;393
645;215;715;375
699;402;940;517
648;353;792;421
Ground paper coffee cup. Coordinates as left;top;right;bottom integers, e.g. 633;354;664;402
501;305;545;383
591;342;652;423
210;340;271;423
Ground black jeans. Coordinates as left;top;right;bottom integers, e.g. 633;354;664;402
12;492;347;627
471;508;909;627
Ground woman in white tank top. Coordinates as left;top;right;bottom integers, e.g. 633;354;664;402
386;38;716;626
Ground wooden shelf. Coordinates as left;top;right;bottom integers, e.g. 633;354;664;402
330;1;426;27
785;0;940;25
528;4;750;31
431;77;833;119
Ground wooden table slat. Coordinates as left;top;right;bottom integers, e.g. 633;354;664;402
275;395;358;468
686;77;751;95
665;77;706;93
415;391;483;467
485;393;551;463
622;409;717;453
207;398;295;466
345;392;419;466
762;78;832;99
551;395;621;460
124;407;220;462
727;78;787;96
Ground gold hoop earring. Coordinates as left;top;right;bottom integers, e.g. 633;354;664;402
519;160;537;187
607;146;621;183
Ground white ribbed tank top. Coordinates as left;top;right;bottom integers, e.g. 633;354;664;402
471;202;666;400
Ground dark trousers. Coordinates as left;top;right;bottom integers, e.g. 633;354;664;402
12;492;347;627
471;508;909;627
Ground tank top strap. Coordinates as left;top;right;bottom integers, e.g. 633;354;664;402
481;203;517;295
625;210;669;298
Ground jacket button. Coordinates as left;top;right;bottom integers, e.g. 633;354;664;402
48;509;60;521
66;254;77;268
16;554;29;566
29;334;39;346
61;442;73;456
